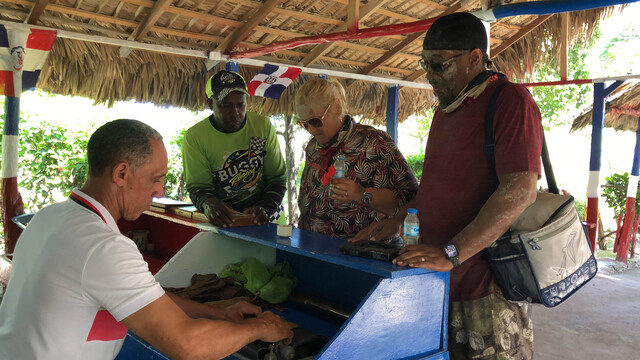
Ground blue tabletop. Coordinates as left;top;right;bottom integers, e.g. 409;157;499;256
217;224;431;279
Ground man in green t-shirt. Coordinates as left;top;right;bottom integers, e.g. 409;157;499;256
182;70;286;227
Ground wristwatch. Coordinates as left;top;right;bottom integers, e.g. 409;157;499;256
361;188;373;205
443;242;461;267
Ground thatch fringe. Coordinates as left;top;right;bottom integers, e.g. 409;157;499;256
30;4;622;126
40;44;434;125
571;80;640;133
493;6;619;82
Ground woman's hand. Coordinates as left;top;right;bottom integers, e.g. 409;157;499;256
330;177;364;203
348;217;402;242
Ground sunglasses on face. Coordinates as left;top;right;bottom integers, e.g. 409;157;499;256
418;51;469;73
297;103;332;130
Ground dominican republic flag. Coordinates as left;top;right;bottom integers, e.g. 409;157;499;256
0;25;57;97
1;24;56;254
247;64;302;99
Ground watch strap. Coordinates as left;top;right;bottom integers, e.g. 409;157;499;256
449;256;461;267
361;188;373;205
443;242;461;267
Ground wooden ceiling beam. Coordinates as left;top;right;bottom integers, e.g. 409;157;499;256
124;0;343;27
24;0;49;25
412;0;448;10
46;2;137;27
360;32;424;76
361;0;474;77
494;21;521;31
405;69;424;82
225;0;420;24
216;0;282;53
109;0;410;43
3;0;420;63
275;8;342;25
491;14;553;58
95;0;113;14
347;0;359;35
299;0;392;67
2;0;425;65
376;8;418;23
130;0;173;41
321;56;414;75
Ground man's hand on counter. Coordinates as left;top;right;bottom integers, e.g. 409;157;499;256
348;217;402;243
253;311;295;343
222;301;261;323
203;197;238;227
393;244;454;272
243;206;269;225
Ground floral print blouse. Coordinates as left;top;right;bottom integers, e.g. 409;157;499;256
297;119;419;239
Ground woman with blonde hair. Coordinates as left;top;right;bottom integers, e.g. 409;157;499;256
295;78;418;240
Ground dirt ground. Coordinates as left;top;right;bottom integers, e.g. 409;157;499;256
532;258;640;360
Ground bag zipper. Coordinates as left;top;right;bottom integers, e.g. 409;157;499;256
529;213;575;243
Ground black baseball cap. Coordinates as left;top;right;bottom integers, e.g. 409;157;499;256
206;70;249;102
423;12;488;54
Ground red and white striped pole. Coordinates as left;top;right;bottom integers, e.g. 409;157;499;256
615;116;640;264
586;81;624;253
1;25;56;254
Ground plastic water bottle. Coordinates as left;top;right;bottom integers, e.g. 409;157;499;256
330;155;346;196
334;155;346;179
403;208;420;246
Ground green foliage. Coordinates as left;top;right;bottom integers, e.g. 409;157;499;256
413;110;434;144
530;39;594;128
405;150;425;181
403;110;432;182
598;25;640;75
164;128;188;200
17;123;89;212
573;197;586;221
220;258;297;304
601;172;640;217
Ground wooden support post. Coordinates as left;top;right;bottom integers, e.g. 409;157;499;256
347;0;359;35
615;116;640;263
587;81;624;253
2;97;26;255
614;213;623;253
560;12;569;81
587;83;606;253
630;215;640;257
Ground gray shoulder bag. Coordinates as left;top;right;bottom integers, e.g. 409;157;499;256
482;83;597;307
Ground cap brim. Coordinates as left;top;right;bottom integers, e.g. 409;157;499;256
213;87;250;101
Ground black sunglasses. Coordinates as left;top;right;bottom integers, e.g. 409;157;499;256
297;103;332;130
418;51;469;73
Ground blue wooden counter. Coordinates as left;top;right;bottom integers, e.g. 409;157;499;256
117;223;450;360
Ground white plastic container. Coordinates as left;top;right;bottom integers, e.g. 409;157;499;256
403;208;420;246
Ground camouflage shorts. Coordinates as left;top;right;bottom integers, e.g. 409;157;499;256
448;287;533;360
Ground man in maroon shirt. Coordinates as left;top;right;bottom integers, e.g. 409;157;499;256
351;13;542;359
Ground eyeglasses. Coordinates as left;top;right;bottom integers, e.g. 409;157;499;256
418;51;469;73
297;103;332;130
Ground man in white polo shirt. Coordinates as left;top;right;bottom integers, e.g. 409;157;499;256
0;119;292;359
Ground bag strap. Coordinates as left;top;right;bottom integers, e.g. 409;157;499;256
483;83;559;194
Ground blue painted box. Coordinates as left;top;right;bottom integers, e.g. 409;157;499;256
116;223;449;360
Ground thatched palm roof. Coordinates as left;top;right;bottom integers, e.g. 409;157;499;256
0;0;626;124
571;80;640;133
